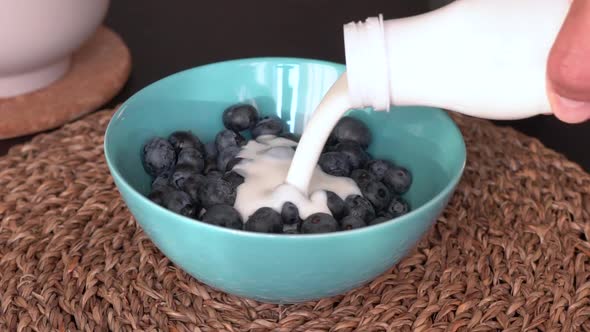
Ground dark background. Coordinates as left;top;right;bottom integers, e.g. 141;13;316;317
2;0;588;171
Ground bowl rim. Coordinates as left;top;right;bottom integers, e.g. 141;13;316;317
104;56;467;240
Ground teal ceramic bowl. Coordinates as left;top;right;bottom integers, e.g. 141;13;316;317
104;57;466;304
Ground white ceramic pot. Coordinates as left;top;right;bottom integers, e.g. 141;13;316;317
0;0;110;98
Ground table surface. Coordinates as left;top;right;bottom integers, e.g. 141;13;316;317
2;0;589;171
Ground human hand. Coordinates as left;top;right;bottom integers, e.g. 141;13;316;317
547;0;590;123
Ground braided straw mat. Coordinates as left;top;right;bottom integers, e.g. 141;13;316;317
1;108;589;332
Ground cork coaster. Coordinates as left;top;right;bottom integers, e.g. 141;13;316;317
0;26;131;139
1;109;590;331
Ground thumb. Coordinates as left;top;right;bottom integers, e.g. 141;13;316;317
547;0;590;123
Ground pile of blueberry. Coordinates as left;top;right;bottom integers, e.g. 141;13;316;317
141;103;412;234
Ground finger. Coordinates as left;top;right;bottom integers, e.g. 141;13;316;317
547;0;590;123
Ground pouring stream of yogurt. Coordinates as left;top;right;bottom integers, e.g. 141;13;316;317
284;72;352;194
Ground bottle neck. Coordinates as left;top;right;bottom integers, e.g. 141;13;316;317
343;14;391;112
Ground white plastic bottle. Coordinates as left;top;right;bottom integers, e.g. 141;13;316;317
343;0;572;120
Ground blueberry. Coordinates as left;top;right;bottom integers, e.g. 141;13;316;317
326;191;347;220
301;213;340;234
147;189;167;206
217;146;241;171
283;225;299;234
368;216;390;226
215;129;246;151
366;159;394;181
142;137;176;177
152;170;173;191
383;166;412;194
171;164;202;189
318;152;352;177
204;141;218;159
361;181;392;211
340;215;367;230
330;116;372;148
222;171;245;189
178;174;206;203
223;103;259;132
198;178;236;208
245;207;283;233
331;141;369;169
201;204;243;230
279;132;300;142
168;131;205;154
206;170;223;179
384;196;410;218
345;195;376;223
281;202;301;225
350;169;377;188
251;116;284;138
162;189;198;218
226;157;243;171
204;155;218;174
176;148;205;173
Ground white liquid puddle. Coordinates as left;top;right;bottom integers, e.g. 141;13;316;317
232;134;360;221
232;73;360;221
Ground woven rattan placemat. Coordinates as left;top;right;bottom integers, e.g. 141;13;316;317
1;109;589;331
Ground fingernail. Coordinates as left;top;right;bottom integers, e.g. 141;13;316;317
554;95;590;123
558;96;590;109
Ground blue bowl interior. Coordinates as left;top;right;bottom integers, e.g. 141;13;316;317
107;58;464;212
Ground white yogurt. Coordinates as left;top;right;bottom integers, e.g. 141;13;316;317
232;134;360;221
285;73;353;194
232;73;361;221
